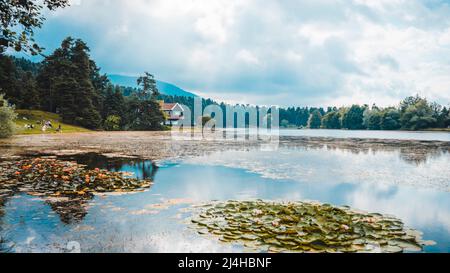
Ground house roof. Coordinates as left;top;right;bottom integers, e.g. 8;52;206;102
160;102;184;111
160;103;176;111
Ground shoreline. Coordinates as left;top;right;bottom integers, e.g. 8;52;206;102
14;127;450;137
1;131;449;163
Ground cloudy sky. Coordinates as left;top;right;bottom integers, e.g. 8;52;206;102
25;0;450;107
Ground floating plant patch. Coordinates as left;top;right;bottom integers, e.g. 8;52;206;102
190;200;434;253
0;158;153;197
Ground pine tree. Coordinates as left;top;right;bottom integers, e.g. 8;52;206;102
19;71;40;109
36;37;103;129
0;55;20;106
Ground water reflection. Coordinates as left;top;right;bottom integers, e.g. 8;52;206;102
57;153;159;180
149;164;450;252
278;129;450;142
184;146;450;192
45;197;90;225
0;154;159;227
0;147;449;253
278;137;450;166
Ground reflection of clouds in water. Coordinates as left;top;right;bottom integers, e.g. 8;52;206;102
134;232;235;253
13;227;67;253
184;148;450;192
64;224;234;253
346;183;450;233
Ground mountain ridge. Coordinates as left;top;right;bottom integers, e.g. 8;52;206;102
108;74;198;98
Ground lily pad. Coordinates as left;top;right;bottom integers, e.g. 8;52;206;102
189;200;433;253
0;158;153;197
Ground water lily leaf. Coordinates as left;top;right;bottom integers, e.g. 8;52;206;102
189;200;431;253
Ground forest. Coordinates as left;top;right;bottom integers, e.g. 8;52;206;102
1;36;449;138
1;0;449;138
0;37;166;134
279;97;450;130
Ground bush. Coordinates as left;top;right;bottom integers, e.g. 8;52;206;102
0;94;17;138
104;115;122;131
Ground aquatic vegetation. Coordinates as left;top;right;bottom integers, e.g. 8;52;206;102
190;200;434;253
0;158;153;197
0;157;154;224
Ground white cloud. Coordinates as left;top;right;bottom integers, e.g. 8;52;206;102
236;49;260;65
33;0;450;107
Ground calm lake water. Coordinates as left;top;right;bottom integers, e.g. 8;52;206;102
227;128;450;141
0;142;449;253
279;129;450;141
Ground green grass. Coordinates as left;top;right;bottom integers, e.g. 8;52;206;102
425;128;450;132
15;109;91;135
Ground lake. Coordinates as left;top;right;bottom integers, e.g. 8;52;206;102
0;139;449;253
226;128;450;142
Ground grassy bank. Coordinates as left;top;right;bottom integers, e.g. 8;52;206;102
15;110;91;135
425;128;450;132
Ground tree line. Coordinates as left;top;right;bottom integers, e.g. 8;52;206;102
280;97;450;131
0;37;165;132
1;37;449;136
159;95;450;131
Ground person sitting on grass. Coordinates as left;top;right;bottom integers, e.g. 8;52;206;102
45;120;53;128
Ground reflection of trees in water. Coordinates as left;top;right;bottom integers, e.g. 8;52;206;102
45;196;92;225
0;195;13;252
123;160;158;180
397;148;445;165
279;137;450;166
0;178;90;226
0;193;90;251
0;186;91;229
58;153;159;180
0;154;158;229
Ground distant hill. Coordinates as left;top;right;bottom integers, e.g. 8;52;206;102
108;74;198;98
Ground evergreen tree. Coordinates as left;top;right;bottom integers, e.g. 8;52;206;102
102;85;126;129
137;72;160;99
18;71;40;109
126;96;164;131
36;37;102;129
0;55;19;106
56;78;78;123
37;37;74;112
308;110;322;129
122;72;165;130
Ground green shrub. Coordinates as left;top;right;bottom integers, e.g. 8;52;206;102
104;115;122;131
0;94;17;138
